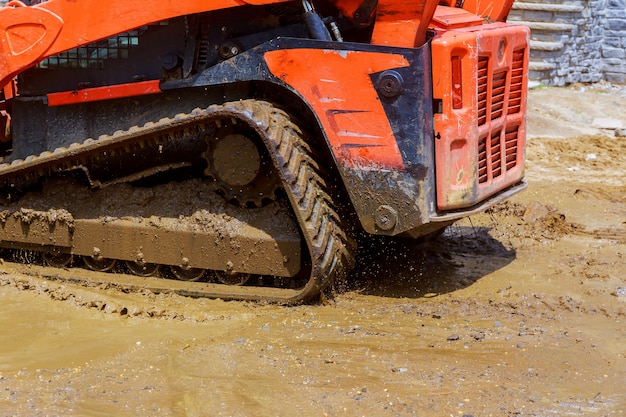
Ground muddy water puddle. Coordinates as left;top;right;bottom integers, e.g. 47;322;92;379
0;285;217;373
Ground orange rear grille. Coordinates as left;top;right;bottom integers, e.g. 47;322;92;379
432;22;529;211
490;129;502;179
508;49;525;115
491;71;507;121
478;129;506;184
504;125;519;170
477;57;514;125
478;135;488;183
478;126;521;184
476;49;526;186
477;57;489;126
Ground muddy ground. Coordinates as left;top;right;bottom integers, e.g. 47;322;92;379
1;84;625;416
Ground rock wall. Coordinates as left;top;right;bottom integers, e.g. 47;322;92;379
509;0;626;85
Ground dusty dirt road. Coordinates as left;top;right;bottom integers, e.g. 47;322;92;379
1;84;625;416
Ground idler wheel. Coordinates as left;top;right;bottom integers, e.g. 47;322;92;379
170;265;205;282
214;270;251;286
83;256;117;272
126;261;160;277
43;251;72;268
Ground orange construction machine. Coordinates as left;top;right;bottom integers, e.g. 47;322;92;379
0;0;528;302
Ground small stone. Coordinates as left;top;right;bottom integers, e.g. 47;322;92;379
471;332;485;341
612;287;626;297
523;202;552;223
447;334;460;341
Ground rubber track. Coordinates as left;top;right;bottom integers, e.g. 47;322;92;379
0;100;356;303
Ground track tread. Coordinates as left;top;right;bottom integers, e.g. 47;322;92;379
0;99;356;303
232;100;356;295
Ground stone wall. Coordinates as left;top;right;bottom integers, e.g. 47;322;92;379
509;0;626;85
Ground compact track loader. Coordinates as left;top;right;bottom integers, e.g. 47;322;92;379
0;0;529;302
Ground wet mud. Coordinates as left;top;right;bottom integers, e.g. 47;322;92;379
1;85;626;416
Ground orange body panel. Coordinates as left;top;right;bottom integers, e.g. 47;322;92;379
46;80;161;106
0;2;63;88
438;0;515;21
0;0;295;90
461;0;515;21
430;5;482;29
265;48;409;170
370;0;438;47
0;79;16;142
431;9;529;210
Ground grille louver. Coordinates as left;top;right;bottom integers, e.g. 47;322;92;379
505;125;519;170
476;48;526;186
477;57;489;126
508;49;525;115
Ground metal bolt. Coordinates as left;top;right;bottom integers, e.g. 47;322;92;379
375;205;398;231
377;71;404;98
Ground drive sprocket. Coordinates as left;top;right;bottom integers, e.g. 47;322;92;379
202;118;281;207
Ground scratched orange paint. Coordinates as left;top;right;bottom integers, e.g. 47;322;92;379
265;49;409;170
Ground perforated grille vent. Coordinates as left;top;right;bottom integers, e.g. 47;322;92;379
508;49;525;115
38;30;144;70
478;125;521;184
475;47;526;185
477;57;489;126
504;124;519;171
491;71;507;121
477;55;513;126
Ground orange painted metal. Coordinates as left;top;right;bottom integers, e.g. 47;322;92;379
437;0;515;22
461;0;516;22
0;0;293;91
0;2;64;89
0;79;15;142
431;8;529;210
47;80;161;107
1;79;16;103
372;0;514;48
370;0;439;47
430;5;482;29
264;49;409;169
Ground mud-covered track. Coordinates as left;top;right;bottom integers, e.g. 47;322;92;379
0;100;356;303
